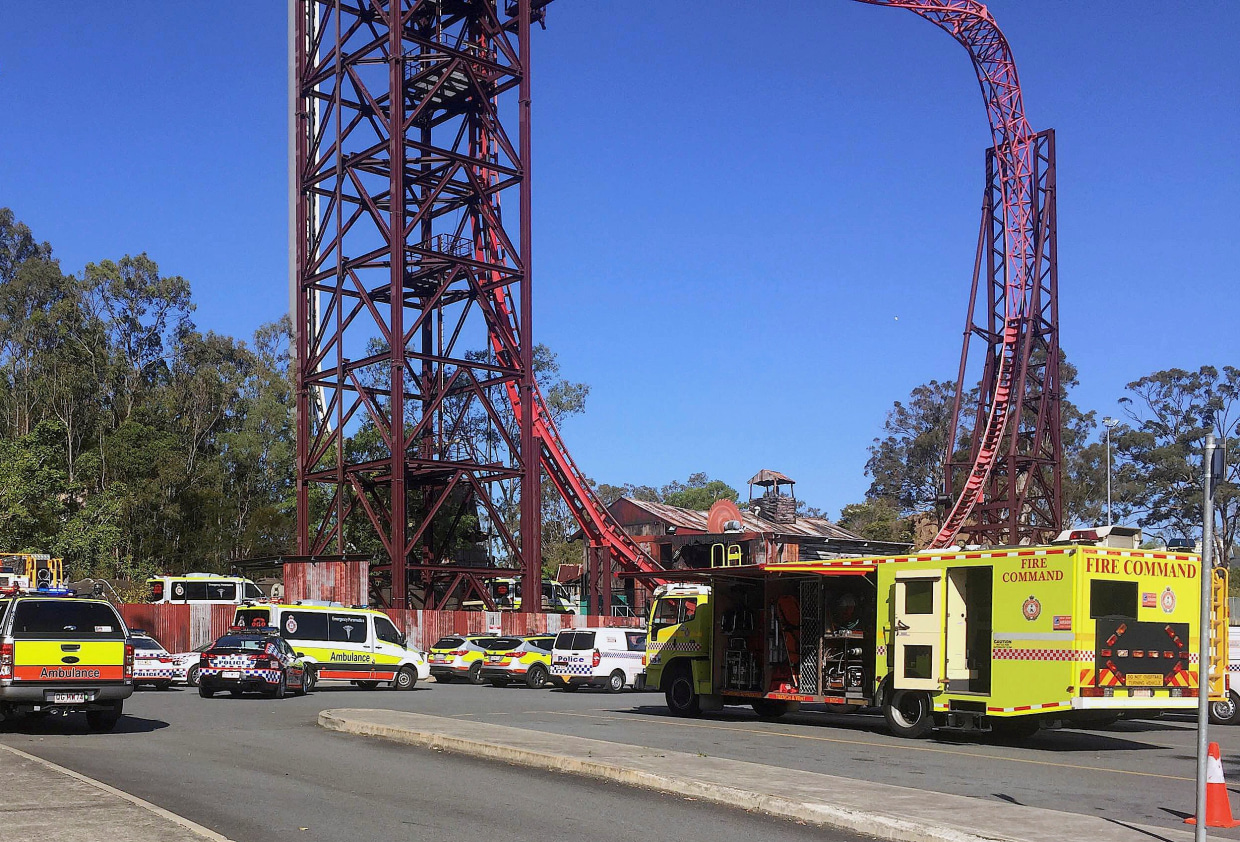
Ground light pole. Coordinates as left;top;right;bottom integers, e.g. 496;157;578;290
1103;417;1119;526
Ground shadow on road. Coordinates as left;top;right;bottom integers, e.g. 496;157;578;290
616;703;1168;753
0;713;169;735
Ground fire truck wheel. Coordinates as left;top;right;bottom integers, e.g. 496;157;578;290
86;702;123;732
1210;691;1240;726
752;699;792;720
665;668;701;717
883;690;933;738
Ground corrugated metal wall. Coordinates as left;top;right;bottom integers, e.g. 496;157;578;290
283;561;368;605
117;604;639;653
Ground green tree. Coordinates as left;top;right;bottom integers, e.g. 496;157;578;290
1113;366;1239;558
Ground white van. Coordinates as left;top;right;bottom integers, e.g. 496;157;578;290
550;627;647;692
148;574;263;605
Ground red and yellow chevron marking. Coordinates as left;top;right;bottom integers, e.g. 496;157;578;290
1079;667;1095;686
1097;667;1122;687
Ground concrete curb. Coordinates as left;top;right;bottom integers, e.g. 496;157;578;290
319;709;1012;842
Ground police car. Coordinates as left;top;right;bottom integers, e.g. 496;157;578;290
129;630;192;689
479;634;556;688
197;627;312;699
550;627;647;692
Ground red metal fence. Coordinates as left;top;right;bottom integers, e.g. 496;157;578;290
118;604;640;654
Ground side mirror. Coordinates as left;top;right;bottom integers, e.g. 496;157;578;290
295;652;305;658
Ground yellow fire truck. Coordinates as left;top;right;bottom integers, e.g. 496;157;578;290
645;532;1226;739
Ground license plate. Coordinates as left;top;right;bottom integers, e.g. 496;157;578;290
222;670;241;679
1127;674;1162;687
52;693;86;704
430;655;444;663
1131;688;1154;698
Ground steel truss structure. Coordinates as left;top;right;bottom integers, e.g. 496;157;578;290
945;130;1060;545
852;1;1062;547
291;0;660;610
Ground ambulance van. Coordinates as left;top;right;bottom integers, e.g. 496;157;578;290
233;602;428;689
645;533;1224;740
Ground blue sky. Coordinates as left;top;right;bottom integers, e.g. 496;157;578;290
2;2;1237;519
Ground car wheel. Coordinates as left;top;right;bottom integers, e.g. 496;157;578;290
525;664;549;689
229;690;244;698
86;702;123;732
883;689;934;739
199;685;214;699
467;662;484;685
560;681;580;692
302;668;317;694
186;665;201;687
393;666;417;691
156;681;172;691
435;674;454;684
490;677;511;688
665;667;700;717
273;673;288;699
1210;691;1240;726
357;680;381;690
607;670;626;693
752;699;792;720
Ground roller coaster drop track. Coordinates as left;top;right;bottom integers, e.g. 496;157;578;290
292;0;1060;609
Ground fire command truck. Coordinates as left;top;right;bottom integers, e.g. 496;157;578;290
644;527;1227;740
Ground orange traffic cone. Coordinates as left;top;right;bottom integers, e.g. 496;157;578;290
1186;742;1240;828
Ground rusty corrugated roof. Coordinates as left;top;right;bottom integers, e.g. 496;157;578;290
555;564;583;583
619;497;862;541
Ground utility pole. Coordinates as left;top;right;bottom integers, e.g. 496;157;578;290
1195;433;1220;840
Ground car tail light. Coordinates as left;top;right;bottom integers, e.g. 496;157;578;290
124;644;135;680
1183;688;1199;698
642;653;647;667
451;649;468;657
0;642;12;679
1079;687;1104;698
504;651;522;658
592;649;601;668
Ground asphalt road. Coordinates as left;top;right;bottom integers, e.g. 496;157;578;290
3;678;1237;841
0;683;866;842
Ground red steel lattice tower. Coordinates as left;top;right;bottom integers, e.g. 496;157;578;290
291;0;662;610
291;0;544;608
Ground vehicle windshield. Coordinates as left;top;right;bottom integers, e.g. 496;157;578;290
555;631;595;651
433;636;465;650
487;637;523;651
132;638;165;651
10;600;126;639
235;608;272;628
211;635;272;651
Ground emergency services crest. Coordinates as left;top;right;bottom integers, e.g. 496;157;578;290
1160;587;1176;614
1022;595;1041;621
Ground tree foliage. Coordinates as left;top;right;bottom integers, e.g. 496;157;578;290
0;209;295;580
1112;366;1239;558
594;472;739;512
